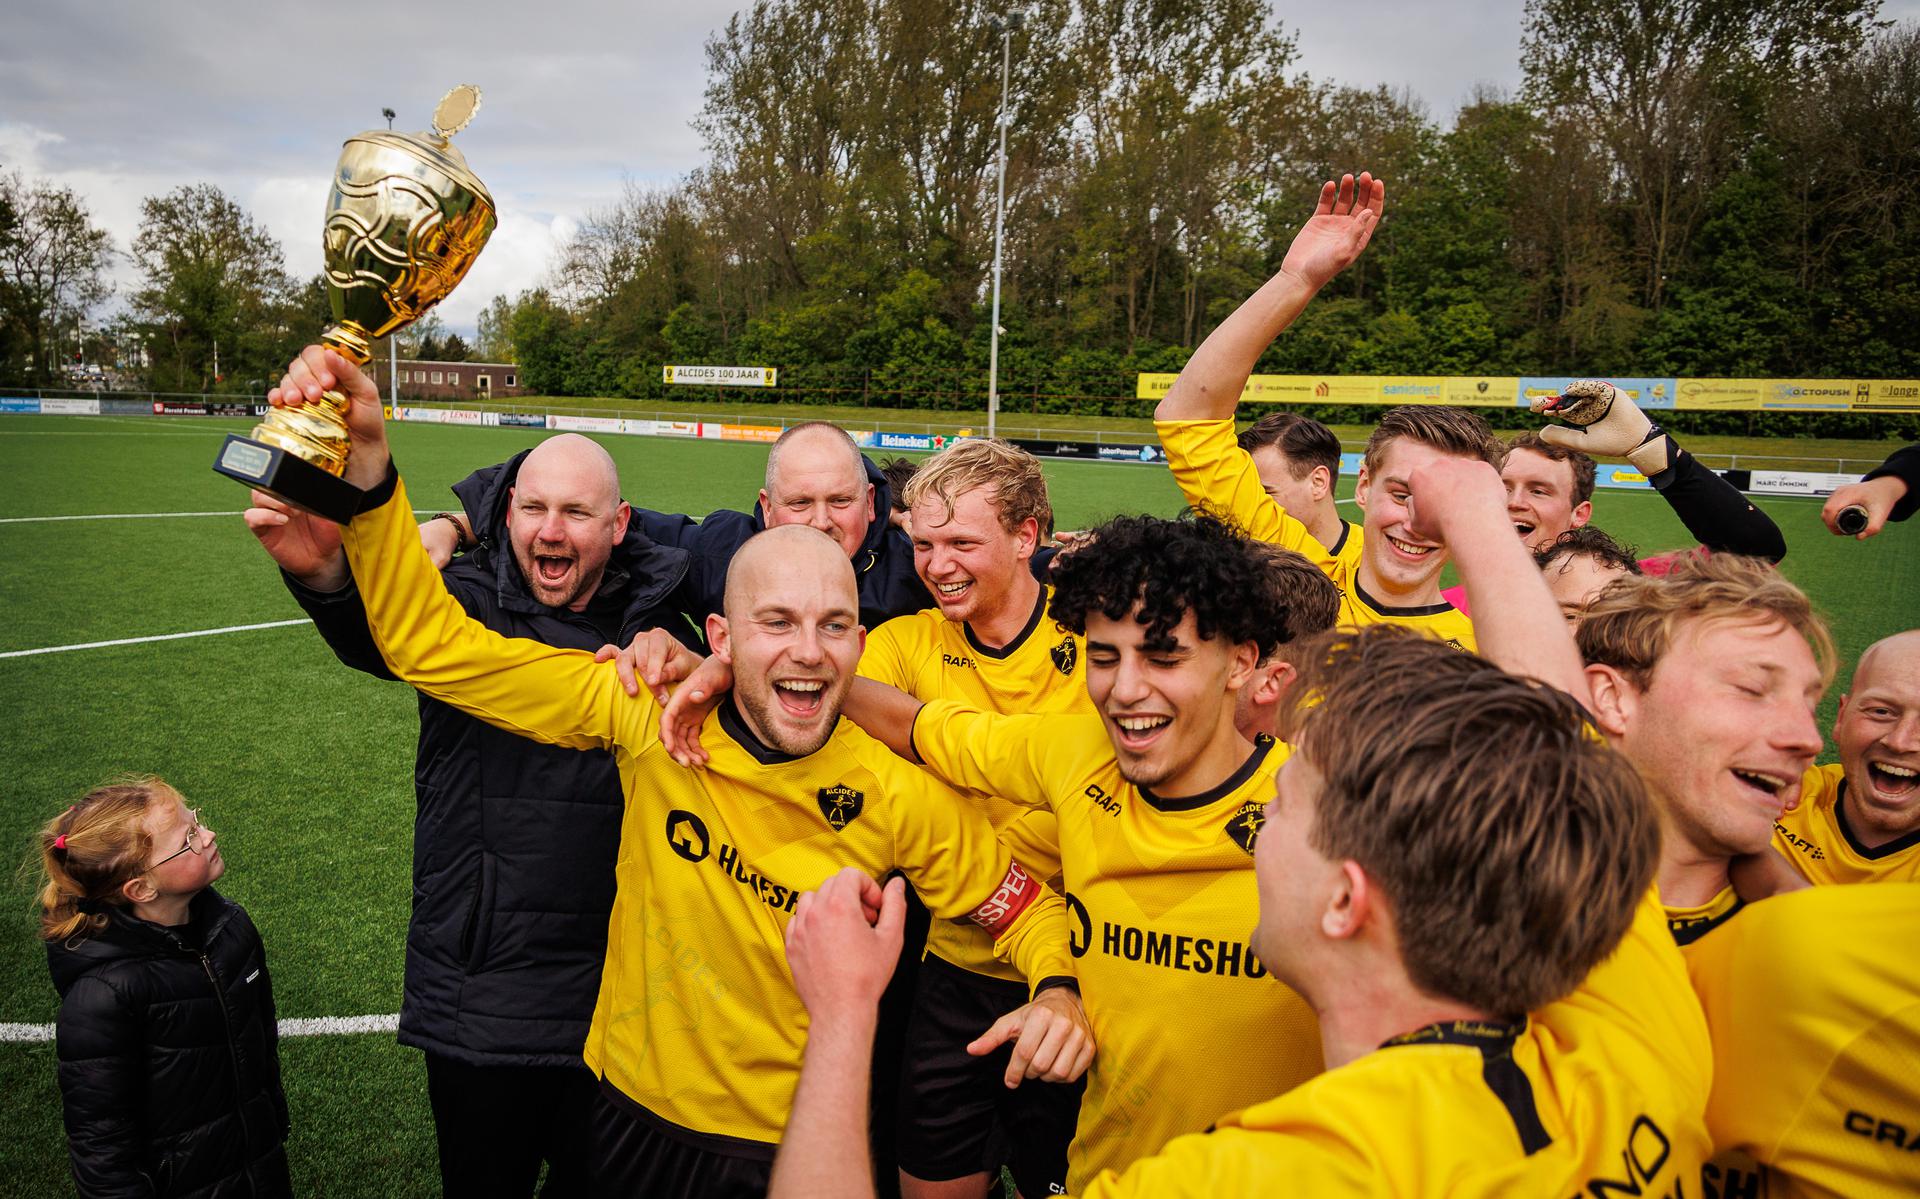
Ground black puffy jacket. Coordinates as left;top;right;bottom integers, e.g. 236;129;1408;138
48;889;290;1199
284;449;699;1067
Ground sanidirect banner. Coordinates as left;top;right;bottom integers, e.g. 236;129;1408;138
1136;373;1920;411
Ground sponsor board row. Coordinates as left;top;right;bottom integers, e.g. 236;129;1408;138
1134;373;1920;411
4;403;1864;498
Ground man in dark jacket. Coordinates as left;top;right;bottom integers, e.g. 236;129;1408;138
51;888;290;1198
440;422;934;633
243;433;699;1198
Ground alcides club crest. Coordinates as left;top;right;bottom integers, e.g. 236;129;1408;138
817;784;866;831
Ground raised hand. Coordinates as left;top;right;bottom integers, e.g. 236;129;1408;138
1279;171;1386;292
785;870;905;1018
1532;380;1673;475
266;345;390;490
243;489;348;589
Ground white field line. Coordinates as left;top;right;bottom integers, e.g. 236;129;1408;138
0;509;435;524
0;619;313;659
0;1013;399;1045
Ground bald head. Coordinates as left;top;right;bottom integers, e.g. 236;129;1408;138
716;525;865;757
1833;628;1920;847
760;423;875;559
522;433;621;510
504;434;630;611
1854;629;1920;691
724;524;858;621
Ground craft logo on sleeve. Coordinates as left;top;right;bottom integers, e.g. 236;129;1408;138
665;809;711;863
1223;800;1265;855
816;785;865;831
1051;636;1078;676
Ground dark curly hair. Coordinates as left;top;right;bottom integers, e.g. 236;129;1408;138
1048;512;1293;659
1533;526;1642;576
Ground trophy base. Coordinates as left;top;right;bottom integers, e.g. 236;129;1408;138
213;434;365;524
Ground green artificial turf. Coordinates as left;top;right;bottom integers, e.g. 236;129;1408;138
1;412;1915;1194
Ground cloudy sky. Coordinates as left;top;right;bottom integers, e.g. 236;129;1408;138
5;1;1913;333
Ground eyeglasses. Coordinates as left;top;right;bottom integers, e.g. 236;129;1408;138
149;809;207;870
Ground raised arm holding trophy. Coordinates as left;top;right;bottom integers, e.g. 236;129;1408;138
212;85;495;521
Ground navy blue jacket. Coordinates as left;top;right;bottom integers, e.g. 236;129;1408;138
284;449;698;1067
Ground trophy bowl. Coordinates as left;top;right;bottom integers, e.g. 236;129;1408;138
213;85;497;522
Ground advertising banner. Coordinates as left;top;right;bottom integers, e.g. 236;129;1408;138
0;397;41;413
1593;465;1654;490
1748;471;1859;497
663;365;778;387
1011;438;1099;460
395;405;445;423
153;400;255;416
719;423;783;443
549;414;624;434
497;412;547;427
1520;377;1677;410
1095;443;1167;463
40;397;100;415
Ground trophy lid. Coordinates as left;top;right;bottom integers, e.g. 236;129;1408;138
341;85;493;204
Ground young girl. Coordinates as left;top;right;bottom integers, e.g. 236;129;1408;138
40;776;292;1198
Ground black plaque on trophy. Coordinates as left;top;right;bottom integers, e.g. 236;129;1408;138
214;434;365;524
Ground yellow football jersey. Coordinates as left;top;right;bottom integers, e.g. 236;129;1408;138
1774;762;1920;885
1077;890;1714;1197
341;473;1075;1150
1154;418;1475;651
909;702;1323;1191
860;586;1091;982
1666;885;1746;949
1687;884;1920;1199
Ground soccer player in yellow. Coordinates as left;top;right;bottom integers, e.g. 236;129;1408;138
1685;883;1920;1199
1151;172;1492;651
1231;411;1362;571
1774;630;1920;884
263;346;1090;1199
872;439;1091;1199
1579;554;1835;946
1578;555;1837;1198
762;521;1712;1196
721;447;1574;1191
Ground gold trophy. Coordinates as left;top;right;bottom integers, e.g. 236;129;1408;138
214;85;497;521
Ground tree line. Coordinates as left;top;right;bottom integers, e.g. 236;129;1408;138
4;0;1917;438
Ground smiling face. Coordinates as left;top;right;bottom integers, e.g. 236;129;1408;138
1503;446;1591;552
759;427;874;560
1083;606;1255;794
504;436;630;611
1833;632;1920;845
910;486;1038;627
1601;617;1826;860
712;526;865;757
1354;438;1459;596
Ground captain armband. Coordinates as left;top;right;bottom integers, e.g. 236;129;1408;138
968;860;1041;939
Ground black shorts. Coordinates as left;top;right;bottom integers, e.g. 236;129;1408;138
585;1080;773;1199
895;954;1085;1196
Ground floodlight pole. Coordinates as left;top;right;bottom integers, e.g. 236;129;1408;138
986;11;1022;440
383;106;399;408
